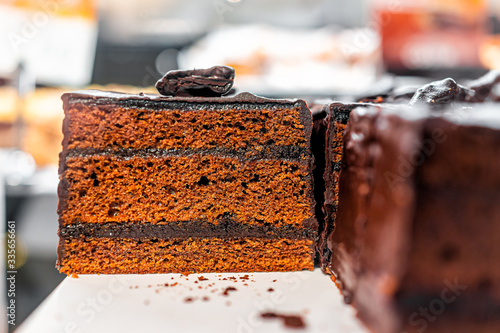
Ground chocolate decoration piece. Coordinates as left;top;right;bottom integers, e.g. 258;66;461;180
409;78;474;107
155;66;235;97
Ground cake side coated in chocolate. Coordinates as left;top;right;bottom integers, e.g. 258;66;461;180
319;102;363;270
318;101;403;271
310;103;328;265
329;104;500;333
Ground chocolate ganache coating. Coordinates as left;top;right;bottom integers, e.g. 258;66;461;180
330;104;500;333
156;66;235;97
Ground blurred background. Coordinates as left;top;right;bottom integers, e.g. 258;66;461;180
1;0;500;330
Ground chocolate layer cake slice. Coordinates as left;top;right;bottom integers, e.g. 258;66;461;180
57;70;317;274
329;104;500;333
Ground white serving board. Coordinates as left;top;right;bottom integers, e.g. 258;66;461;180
17;269;369;333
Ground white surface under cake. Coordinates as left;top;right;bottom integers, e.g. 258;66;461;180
17;269;369;333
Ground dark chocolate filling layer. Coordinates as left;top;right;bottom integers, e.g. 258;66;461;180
63;145;309;163
59;219;316;240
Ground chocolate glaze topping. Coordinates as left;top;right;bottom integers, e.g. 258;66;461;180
62;90;304;108
155;66;235;97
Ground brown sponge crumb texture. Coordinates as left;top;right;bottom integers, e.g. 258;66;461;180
324;121;347;227
61;154;313;227
59;237;315;274
329;122;347;211
65;105;307;150
58;92;317;275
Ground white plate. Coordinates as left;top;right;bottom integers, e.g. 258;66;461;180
17;269;369;333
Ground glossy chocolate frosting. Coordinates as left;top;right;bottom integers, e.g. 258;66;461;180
329;104;500;333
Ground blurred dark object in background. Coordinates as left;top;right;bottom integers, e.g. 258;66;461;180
372;0;489;78
91;41;182;87
91;0;367;87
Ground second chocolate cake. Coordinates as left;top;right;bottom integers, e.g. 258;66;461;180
329;104;500;333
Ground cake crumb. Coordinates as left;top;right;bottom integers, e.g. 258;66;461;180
202;296;210;302
184;297;194;303
267;288;274;292
70;273;79;279
222;286;237;296
260;312;306;329
198;276;208;281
